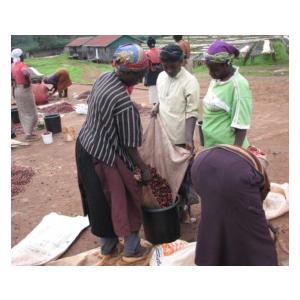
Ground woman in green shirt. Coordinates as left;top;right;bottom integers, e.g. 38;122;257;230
201;40;252;148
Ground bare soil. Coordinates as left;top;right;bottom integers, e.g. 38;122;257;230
11;73;289;265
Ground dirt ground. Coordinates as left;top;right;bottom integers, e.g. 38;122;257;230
11;72;289;265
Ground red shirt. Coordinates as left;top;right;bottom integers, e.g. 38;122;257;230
145;47;160;64
11;62;30;84
32;83;49;105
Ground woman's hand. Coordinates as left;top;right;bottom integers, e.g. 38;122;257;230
151;102;159;118
185;142;195;155
141;167;152;183
23;82;30;88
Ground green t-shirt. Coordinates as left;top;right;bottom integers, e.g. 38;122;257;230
202;67;252;148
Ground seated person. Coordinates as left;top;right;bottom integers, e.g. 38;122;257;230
32;79;50;105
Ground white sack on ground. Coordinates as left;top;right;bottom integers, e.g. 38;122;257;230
139;116;192;200
150;239;196;266
11;213;89;266
75;103;88;114
263;182;289;220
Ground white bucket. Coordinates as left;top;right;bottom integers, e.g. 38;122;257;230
42;132;53;144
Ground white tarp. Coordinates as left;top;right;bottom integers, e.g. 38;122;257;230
11;213;89;266
262;40;274;54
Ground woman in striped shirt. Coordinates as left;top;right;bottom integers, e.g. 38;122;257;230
76;44;152;265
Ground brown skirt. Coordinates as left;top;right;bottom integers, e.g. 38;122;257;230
75;139;142;238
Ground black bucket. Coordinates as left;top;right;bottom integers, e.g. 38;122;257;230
142;199;180;245
11;108;20;124
44;113;62;134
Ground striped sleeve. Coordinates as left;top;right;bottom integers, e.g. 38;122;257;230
230;78;252;129
115;105;142;148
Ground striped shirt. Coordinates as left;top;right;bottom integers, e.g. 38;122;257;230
78;72;142;170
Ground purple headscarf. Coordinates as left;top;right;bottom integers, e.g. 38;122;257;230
205;40;239;63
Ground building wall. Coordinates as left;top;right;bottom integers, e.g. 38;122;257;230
86;36;143;63
68;46;88;59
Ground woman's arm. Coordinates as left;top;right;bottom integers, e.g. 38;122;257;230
234;128;247;146
22;69;31;88
125;147;151;183
49;85;57;95
185;116;197;152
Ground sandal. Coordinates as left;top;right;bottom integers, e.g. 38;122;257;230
120;246;152;263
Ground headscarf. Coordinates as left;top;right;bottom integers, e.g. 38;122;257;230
11;48;23;63
112;43;149;72
204;40;239;63
160;44;184;62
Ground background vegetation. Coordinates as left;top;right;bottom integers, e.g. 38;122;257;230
15;36;288;83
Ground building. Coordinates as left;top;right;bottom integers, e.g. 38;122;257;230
84;35;143;63
65;37;94;59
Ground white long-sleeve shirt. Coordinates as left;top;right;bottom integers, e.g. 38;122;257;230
156;67;200;144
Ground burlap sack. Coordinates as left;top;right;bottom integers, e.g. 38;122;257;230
139;116;192;201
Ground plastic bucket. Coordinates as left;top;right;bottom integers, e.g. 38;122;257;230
11;108;20;124
142;199;180;245
44;113;62;134
42;132;53;144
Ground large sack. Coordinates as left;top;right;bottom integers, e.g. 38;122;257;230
263;182;289;220
46;239;153;266
149;239;196;266
139;116;192;201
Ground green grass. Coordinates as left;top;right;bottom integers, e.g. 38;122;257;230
26;53;113;84
25;42;288;84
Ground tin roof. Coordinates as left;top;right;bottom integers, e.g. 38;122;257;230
66;37;94;47
84;35;143;47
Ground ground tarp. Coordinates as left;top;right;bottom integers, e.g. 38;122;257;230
11;213;89;266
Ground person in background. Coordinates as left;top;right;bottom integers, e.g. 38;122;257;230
43;69;72;98
173;35;193;73
201;40;252;149
191;144;278;266
144;36;163;105
11;48;38;141
151;44;200;222
75;44;152;265
32;79;49;105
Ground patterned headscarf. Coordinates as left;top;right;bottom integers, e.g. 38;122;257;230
112;43;149;72
11;48;23;63
204;40;239;63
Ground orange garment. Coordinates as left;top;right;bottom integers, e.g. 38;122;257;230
11;62;29;84
177;40;191;59
145;47;161;72
32;83;49;105
55;69;72;93
145;47;160;64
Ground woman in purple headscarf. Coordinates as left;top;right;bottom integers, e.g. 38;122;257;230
200;40;252;149
191;41;277;265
